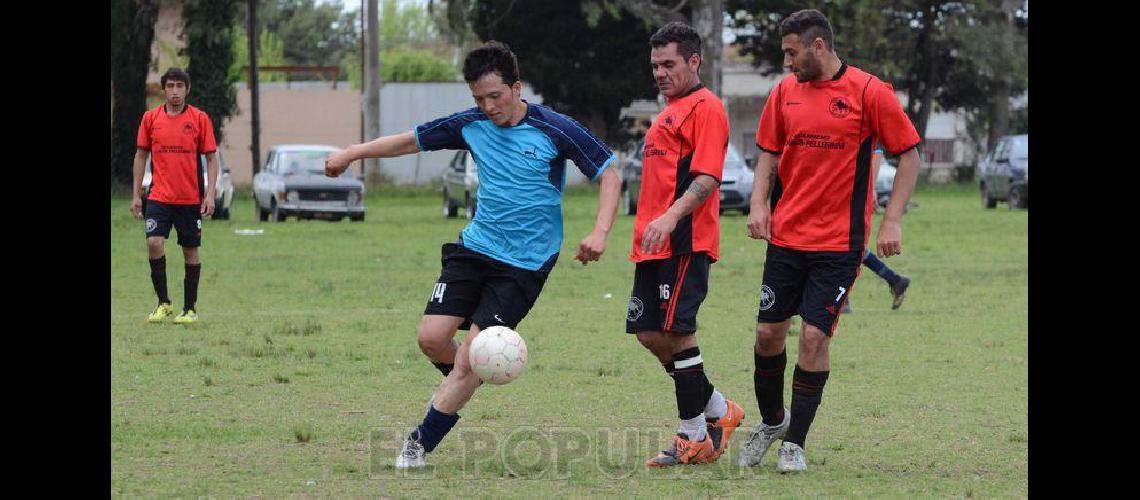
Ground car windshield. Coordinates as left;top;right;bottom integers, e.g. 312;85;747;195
279;150;333;175
724;145;746;170
1011;137;1028;160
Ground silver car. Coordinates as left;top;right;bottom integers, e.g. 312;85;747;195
143;151;234;220
443;150;479;219
253;144;366;222
978;134;1028;209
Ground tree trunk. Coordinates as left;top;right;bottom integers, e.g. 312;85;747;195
110;0;158;187
987;0;1018;151
691;0;722;96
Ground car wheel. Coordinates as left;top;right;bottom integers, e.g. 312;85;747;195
621;185;637;216
258;203;269;222
980;183;997;209
1008;187;1026;210
741;205;751;215
272;201;286;222
465;193;477;220
350;214;365;222
443;188;458;218
213;199;230;220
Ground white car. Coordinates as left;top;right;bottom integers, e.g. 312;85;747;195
143;151;234;220
252;144;366;222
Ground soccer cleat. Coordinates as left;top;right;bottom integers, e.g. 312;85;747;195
646;433;714;467
173;309;198;324
706;399;745;461
147;303;174;323
395;432;427;469
737;408;790;467
890;275;911;310
776;441;807;472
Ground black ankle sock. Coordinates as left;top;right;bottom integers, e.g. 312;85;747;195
432;362;454;376
670;347;711;420
149;256;169;304
184;263;201;311
754;350;787;425
784;364;829;449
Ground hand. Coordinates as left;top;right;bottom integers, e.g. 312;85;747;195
575;230;607;265
747;204;771;241
639;213;677;254
200;196;215;217
131;196;143;220
876;219;902;257
325;149;353;177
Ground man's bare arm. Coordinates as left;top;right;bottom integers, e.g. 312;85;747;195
326;131;420;177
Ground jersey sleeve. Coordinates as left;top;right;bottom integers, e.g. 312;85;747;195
198;111;218;154
136;110;153;150
688;99;729;182
414;109;479;151
870;82;921;156
755;82;786;155
554;117;615;181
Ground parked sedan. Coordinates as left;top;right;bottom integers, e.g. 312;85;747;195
253;144;366;222
143;150;234;220
443;150;479;219
978;134;1028;209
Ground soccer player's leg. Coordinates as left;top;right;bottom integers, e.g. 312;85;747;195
171;204;203;324
861;248;910;310
144;200;174;323
421;242;485;377
775;250;860;473
739;244;803;467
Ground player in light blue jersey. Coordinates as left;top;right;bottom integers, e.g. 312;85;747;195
325;41;622;469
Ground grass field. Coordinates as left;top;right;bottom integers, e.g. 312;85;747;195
110;183;1028;496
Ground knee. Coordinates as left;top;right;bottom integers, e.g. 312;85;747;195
146;238;164;253
635;332;660;352
755;323;786;351
798;325;830;357
416;326;451;359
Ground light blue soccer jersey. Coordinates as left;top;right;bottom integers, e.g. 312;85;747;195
415;102;616;271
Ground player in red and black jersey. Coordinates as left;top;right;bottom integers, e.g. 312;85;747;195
628;23;745;468
737;10;921;472
130;68;219;325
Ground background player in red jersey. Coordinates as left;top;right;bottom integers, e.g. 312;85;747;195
737;10;921;472
628;22;745;468
131;68;219;324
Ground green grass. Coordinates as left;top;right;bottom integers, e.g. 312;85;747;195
111;184;1027;496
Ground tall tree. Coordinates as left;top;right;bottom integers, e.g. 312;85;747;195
111;0;159;187
184;0;241;143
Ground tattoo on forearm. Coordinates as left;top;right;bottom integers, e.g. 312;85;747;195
687;181;711;202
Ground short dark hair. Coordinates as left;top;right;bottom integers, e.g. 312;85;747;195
160;67;190;87
650;21;702;61
462;41;521;86
779;9;835;51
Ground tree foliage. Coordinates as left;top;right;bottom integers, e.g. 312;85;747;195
184;0;241;143
466;0;660;140
111;0;159;187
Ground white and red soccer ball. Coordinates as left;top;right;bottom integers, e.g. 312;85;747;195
468;325;528;385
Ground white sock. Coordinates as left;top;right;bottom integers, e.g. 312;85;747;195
678;414;707;441
704;389;728;420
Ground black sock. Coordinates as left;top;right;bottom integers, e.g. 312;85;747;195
670;347;712;420
754;350;787;425
432;362;454;376
184;263;201;312
662;361;675;375
149;256;169;304
784;364;830;449
413;405;461;453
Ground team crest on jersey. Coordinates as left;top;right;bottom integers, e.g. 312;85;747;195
663;115;674;126
182;122;195;135
627;296;645;321
829;97;852;118
759;285;776;311
145;219;157;233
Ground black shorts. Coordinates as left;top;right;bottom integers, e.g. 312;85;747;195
422;242;553;331
756;244;863;336
626;252;711;334
144;199;202;247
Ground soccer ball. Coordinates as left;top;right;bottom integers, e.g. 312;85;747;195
468;325;528;385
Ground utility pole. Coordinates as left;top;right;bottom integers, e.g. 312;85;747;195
363;0;381;180
247;0;261;176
